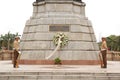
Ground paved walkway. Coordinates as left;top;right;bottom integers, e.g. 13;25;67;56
0;60;120;73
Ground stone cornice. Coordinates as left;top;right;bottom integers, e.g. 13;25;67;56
33;0;85;6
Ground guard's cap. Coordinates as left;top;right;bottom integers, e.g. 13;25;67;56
15;36;20;39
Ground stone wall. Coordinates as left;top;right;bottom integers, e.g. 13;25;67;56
0;50;13;60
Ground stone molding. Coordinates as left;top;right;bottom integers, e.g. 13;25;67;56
34;0;85;6
19;60;100;65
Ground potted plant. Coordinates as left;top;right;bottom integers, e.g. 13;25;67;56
54;57;62;65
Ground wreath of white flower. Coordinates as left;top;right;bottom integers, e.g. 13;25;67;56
53;33;68;48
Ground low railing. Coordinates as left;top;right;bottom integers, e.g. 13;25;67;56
107;51;120;61
0;50;13;60
0;50;120;61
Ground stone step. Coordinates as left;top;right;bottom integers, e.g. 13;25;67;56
1;72;120;75
0;75;120;77
0;72;120;80
0;76;120;80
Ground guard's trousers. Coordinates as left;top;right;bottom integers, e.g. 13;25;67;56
13;50;19;68
101;50;107;68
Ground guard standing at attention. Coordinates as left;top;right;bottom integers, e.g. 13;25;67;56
100;37;108;68
13;36;20;68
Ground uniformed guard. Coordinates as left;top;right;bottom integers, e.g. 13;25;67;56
13;36;20;68
100;37;108;68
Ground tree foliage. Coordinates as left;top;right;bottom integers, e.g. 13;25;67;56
0;32;20;50
98;35;120;51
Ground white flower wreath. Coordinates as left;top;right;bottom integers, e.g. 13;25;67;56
53;33;68;48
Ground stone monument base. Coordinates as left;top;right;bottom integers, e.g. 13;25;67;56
20;0;100;65
19;60;100;65
1;61;120;80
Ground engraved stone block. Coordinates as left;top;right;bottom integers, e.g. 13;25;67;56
25;20;31;26
70;51;99;60
46;4;56;12
33;6;38;13
67;41;94;50
68;33;92;41
34;33;54;40
37;76;52;79
0;77;9;80
20;51;45;59
36;13;48;18
21;41;50;50
70;25;90;33
87;20;92;27
89;27;94;34
23;27;29;33
73;5;81;14
22;33;35;41
45;50;60;59
29;19;37;26
38;5;45;12
53;18;65;24
55;4;65;12
49;25;69;32
59;51;73;60
80;6;85;16
35;25;49;32
38;18;53;24
80;19;88;26
92;42;99;50
65;18;81;24
91;34;97;42
28;26;36;33
61;4;72;12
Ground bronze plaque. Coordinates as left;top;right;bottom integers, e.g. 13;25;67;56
49;25;69;32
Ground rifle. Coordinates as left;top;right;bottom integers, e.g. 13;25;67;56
15;51;21;68
99;52;104;68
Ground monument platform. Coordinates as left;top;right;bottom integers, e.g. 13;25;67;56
0;60;120;80
20;0;100;64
